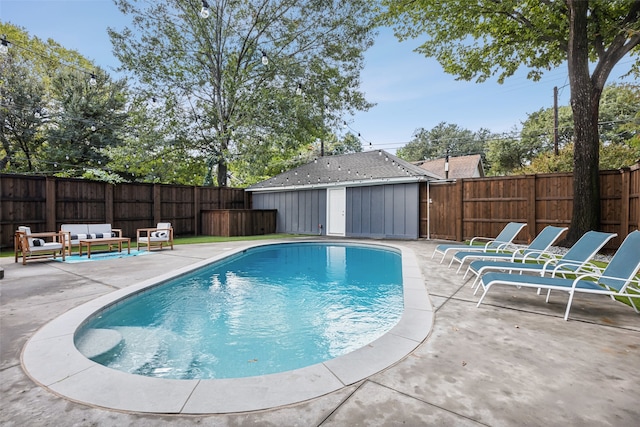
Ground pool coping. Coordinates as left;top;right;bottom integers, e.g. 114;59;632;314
21;240;434;414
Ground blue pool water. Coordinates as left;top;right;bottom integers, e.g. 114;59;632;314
75;243;404;380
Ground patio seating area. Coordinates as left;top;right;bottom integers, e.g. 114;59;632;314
1;237;638;425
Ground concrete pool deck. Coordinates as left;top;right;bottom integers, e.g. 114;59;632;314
1;237;639;426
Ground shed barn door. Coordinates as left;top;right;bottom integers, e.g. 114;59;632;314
327;187;346;236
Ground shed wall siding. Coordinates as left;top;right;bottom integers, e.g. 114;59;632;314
346;183;419;239
251;183;419;239
252;189;326;235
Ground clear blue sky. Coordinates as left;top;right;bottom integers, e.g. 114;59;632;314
1;0;635;153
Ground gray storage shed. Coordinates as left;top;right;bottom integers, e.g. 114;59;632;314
246;150;440;239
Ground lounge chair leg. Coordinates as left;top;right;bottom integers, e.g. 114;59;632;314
471;270;485;293
563;291;576;321
476;285;491;307
472;277;482;294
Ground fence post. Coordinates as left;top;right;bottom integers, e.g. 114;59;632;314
526;175;537;242
105;183;114;225
45;177;56;231
455;179;464;241
193;186;200;236
153;184;162;224
620;167;630;241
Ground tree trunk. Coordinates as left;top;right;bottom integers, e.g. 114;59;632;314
216;160;228;187
563;0;601;246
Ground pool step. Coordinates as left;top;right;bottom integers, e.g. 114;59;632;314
75;328;124;360
92;327;193;378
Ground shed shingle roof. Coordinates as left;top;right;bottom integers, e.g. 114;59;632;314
247;150;441;192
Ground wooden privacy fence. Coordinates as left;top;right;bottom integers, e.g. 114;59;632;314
0;174;250;250
4;163;640;251
201;209;277;237
420;163;640;250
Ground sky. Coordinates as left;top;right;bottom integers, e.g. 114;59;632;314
1;0;636;153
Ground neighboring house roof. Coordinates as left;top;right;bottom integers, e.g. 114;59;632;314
247;150;441;192
413;154;484;179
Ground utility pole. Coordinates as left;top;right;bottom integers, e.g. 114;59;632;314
320;94;326;157
553;86;559;156
444;149;449;179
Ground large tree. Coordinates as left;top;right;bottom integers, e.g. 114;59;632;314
109;0;375;187
378;1;640;244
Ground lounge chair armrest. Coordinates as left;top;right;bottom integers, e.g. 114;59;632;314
545;260;603;277
483;241;510;251
510;249;547;261
469;236;492;245
112;228;122;237
541;256;575;271
572;272;638;291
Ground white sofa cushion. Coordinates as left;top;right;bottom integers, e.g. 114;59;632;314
62;224;116;243
87;224;114;237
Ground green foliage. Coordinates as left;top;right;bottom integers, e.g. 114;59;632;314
487;84;640;175
0;54;47;172
396;122;490;163
0;22;96;91
485;133;530;175
524;142;640;174
377;1;570;84
599;83;640;146
0;23;131;179
109;0;376;186
325;132;364;156
378;1;639;85
44;68;128;177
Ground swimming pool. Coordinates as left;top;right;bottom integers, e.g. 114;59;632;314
22;240;433;413
75;243;404;379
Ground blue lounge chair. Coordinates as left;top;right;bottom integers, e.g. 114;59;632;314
476;230;640;321
450;225;568;273
431;222;527;264
465;230;617;292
